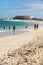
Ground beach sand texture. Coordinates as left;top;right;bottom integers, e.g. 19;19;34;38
0;27;43;65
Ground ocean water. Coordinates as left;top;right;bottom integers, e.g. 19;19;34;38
0;20;43;30
0;20;34;30
0;20;43;37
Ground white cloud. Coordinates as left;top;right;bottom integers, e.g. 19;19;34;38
1;1;43;14
1;1;43;18
23;3;43;11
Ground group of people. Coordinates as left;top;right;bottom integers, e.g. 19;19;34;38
26;24;38;30
3;25;16;30
3;23;38;35
34;24;38;29
3;25;16;35
3;26;11;30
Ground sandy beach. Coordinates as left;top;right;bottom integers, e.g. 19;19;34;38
7;19;43;22
0;27;43;55
0;28;34;54
0;26;43;65
0;0;43;64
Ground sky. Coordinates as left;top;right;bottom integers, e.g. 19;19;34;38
0;0;43;18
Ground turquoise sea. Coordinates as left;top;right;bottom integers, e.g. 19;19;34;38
0;20;43;30
0;20;43;37
0;20;34;30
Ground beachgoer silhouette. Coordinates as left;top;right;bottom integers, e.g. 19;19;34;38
9;27;10;30
3;26;5;30
26;26;28;28
13;25;16;30
34;24;36;29
13;25;16;34
37;24;38;29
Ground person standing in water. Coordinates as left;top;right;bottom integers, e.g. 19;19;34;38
9;27;10;30
13;25;16;34
26;26;28;28
3;26;5;30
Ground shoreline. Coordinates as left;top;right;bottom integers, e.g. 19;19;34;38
0;20;43;64
0;26;43;64
3;19;43;22
0;27;43;57
0;28;29;38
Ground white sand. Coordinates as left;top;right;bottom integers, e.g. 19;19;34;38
3;19;43;23
13;19;43;22
0;19;43;65
0;27;43;58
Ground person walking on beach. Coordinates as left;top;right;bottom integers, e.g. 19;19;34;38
13;25;16;34
34;24;36;29
37;24;38;29
34;24;38;29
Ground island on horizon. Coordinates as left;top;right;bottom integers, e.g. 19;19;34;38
1;16;43;22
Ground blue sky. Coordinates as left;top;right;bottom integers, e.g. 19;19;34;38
0;0;43;18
